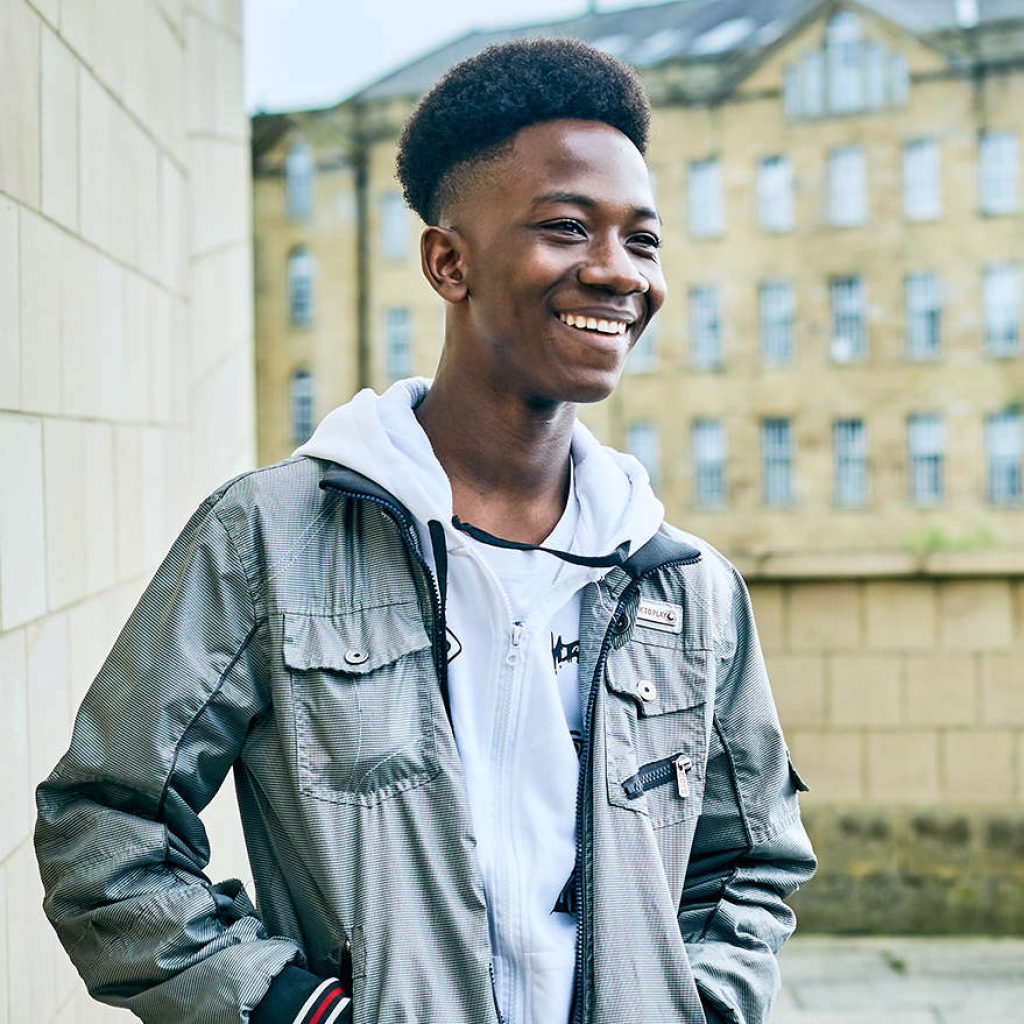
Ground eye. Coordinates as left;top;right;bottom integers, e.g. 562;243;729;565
632;233;662;251
544;218;586;235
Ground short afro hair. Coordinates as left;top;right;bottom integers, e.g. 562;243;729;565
395;37;651;226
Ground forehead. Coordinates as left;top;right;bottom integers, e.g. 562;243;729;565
476;118;654;217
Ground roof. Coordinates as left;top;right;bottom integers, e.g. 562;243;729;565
349;0;1024;102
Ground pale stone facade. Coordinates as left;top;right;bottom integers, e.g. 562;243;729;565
0;0;254;1019
251;1;1024;931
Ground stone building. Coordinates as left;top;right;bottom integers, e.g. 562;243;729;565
251;0;1024;932
0;1;254;1019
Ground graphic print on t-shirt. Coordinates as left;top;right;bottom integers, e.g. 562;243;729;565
551;633;579;672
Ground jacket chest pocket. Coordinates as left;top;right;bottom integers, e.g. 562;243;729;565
603;638;711;829
282;604;442;806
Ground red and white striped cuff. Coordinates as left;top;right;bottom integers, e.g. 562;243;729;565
288;977;351;1024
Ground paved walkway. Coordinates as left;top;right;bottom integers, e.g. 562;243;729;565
773;935;1024;1023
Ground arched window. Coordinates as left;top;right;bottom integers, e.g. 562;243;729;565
288;246;315;326
826;11;863;112
285;141;314;219
291;369;315;445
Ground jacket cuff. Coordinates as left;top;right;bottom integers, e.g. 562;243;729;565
251;965;352;1024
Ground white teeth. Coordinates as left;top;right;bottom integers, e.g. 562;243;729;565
558;313;628;335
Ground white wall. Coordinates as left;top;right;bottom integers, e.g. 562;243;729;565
0;1;255;1019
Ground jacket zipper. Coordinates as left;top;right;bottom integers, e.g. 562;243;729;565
622;752;693;800
573;553;701;1024
319;485;503;1019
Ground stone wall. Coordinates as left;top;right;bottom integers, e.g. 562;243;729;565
0;1;254;1019
754;576;1024;933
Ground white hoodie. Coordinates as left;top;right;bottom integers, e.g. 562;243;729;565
292;377;665;1024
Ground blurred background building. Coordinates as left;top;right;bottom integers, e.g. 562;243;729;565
252;0;1024;934
0;1;253;1020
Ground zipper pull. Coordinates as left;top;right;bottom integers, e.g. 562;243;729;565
674;755;692;798
511;620;523;646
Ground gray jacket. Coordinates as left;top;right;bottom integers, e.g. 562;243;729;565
34;454;817;1024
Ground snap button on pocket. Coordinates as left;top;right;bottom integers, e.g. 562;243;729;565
636;679;658;701
344;649;369;666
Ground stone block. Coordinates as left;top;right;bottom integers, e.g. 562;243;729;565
942;731;1015;803
188;138;248;257
904;654;976;726
939;580;1014;651
159;156;188;294
43;419;116;608
25;611;71;787
41;25;78;230
0;0;41;207
787;730;863;802
829;653;902;726
786;581;861;651
5;840;59;1023
748;582;784;651
121;273;154;422
765;652;826;727
20;209;62;415
0;195;20;411
0;630;31;862
864;581;937;652
865;731;939;803
0;414;47;628
60;238;124;420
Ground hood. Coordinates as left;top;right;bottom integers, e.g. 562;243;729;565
291;377;665;563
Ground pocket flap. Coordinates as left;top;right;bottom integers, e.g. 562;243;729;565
283;605;432;674
787;749;810;792
605;643;709;715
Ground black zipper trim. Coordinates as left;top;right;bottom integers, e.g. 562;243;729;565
573;551;702;1024
622;752;692;800
320;485;452;731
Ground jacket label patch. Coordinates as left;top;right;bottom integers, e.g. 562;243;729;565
636;599;683;634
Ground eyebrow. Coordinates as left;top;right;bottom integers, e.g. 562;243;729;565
530;190;662;227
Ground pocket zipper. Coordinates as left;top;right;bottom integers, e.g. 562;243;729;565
623;752;693;800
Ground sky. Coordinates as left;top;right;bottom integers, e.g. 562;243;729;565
243;0;668;114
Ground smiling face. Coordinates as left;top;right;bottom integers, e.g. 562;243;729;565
424;118;667;405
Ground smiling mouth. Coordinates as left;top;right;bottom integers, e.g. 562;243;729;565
556;312;631;336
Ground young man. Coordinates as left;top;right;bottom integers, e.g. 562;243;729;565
35;38;815;1024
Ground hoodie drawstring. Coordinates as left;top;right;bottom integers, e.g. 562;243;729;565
451;515;630;570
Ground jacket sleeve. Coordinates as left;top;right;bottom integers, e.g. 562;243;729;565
33;490;350;1023
678;561;817;1024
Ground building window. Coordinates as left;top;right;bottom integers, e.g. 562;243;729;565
986;410;1022;505
689;285;722;369
380;191;409;260
627;421;660;489
759;280;794;366
385;307;413;380
903;138;941;220
905;272;942;359
833;418;867;507
688;158;722;238
828;146;866;226
830;275;866;362
762;418;793;506
757;155;794;232
290;369;314;445
692;418;725;508
984;263;1021;356
826;11;864;113
908;413;944;506
627;313;658;373
287;246;315;326
285;141;314;220
979;131;1020;215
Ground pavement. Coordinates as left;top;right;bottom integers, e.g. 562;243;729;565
772;936;1024;1023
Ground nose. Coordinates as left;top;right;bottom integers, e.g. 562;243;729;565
577;234;649;295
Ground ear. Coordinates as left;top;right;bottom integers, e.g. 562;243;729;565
420;226;470;302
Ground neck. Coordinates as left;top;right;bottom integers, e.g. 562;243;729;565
414;364;574;544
